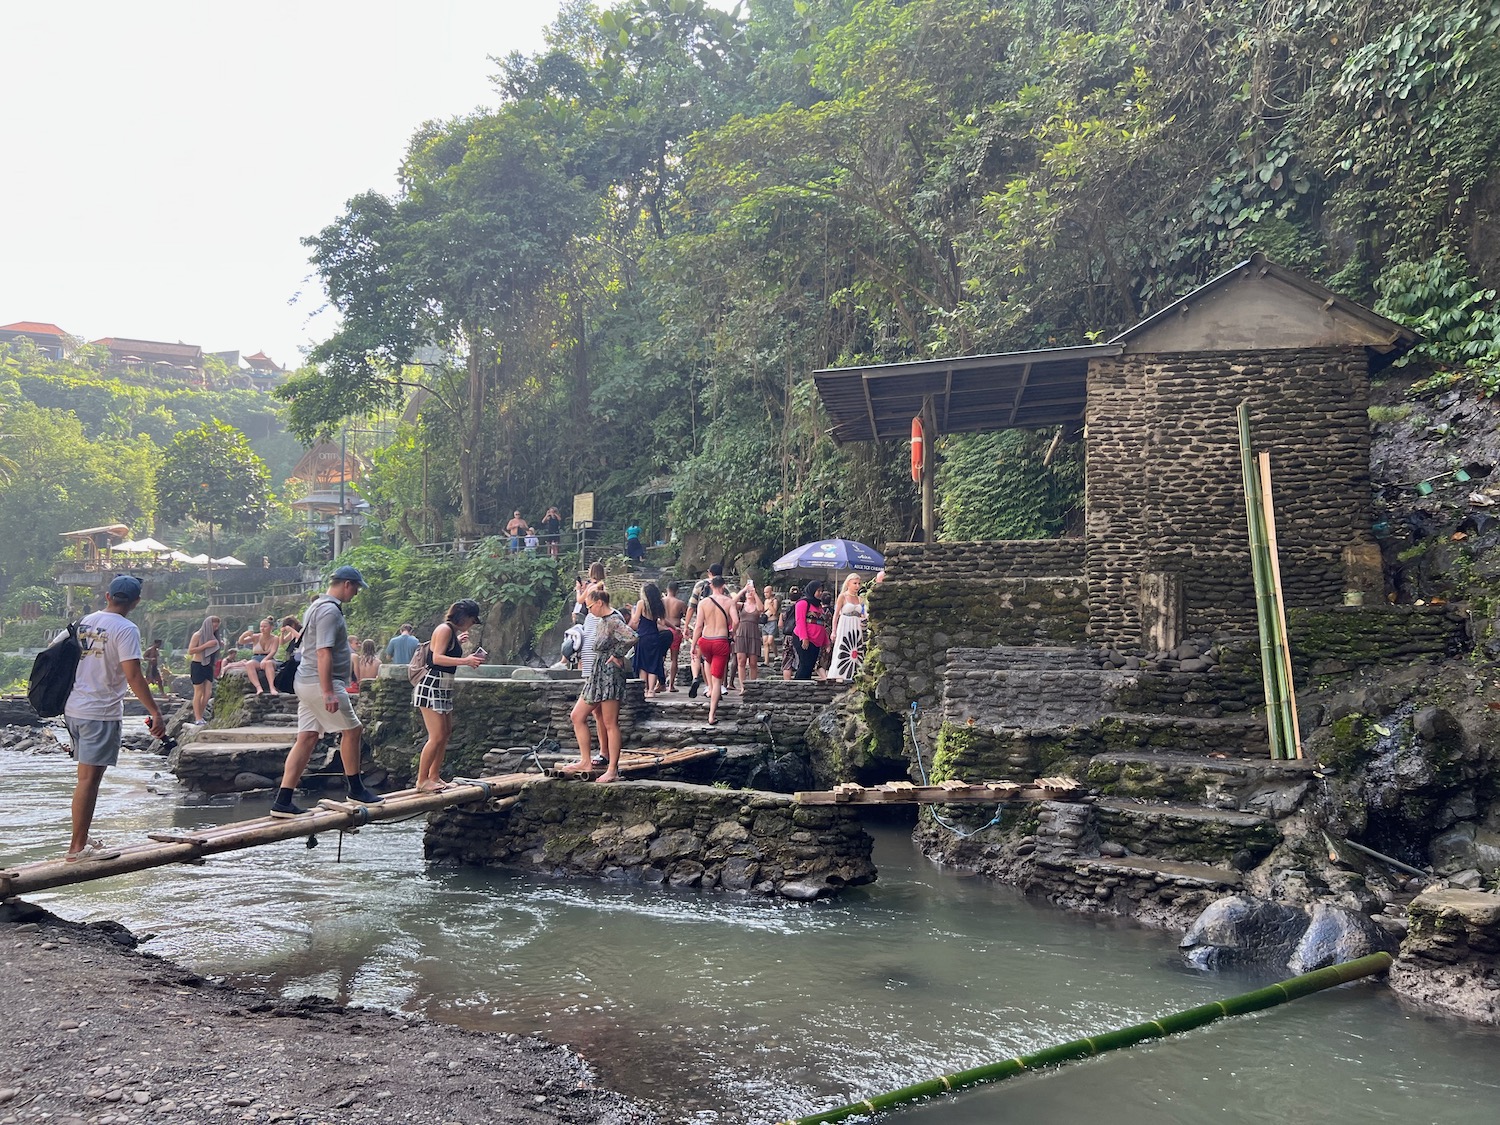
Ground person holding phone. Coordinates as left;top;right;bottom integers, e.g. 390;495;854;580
412;599;486;792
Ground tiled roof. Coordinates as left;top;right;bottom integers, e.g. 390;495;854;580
0;321;68;337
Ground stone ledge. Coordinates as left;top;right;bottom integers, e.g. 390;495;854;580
1390;887;1500;1024
424;779;876;900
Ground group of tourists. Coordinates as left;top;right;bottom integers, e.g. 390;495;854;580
51;555;878;861
504;507;563;557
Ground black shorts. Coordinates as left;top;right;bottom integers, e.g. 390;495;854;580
190;661;215;685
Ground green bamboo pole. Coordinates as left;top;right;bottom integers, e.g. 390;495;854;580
1258;453;1303;759
1238;403;1287;759
779;953;1393;1125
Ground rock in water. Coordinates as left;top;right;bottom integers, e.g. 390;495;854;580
1288;903;1398;974
1179;895;1309;970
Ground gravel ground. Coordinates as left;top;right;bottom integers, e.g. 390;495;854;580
0;900;660;1125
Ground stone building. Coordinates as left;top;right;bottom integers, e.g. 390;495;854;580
814;253;1419;654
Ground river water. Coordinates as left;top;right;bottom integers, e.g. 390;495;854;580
5;740;1497;1124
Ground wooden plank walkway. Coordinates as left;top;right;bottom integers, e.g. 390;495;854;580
0;746;721;899
795;776;1084;806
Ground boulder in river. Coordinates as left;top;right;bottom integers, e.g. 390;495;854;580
1288;902;1399;974
1182;894;1398;973
1179;895;1308;970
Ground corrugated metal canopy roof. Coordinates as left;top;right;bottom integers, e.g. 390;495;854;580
812;343;1121;444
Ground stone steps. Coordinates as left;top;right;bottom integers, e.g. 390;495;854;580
1095;712;1270;756
623;717;756;748
1055;853;1245;889
1092;796;1280;868
981;646;1105;670
1085;750;1315;814
188;725;299;745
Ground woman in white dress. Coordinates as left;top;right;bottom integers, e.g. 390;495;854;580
829;574;867;682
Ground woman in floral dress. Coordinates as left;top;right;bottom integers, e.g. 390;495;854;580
573;588;637;783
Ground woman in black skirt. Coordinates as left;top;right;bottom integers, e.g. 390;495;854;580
412;600;485;792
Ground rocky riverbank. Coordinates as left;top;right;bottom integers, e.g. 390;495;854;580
0;900;658;1125
0;724;63;755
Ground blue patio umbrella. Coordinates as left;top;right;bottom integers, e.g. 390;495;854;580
772;538;885;573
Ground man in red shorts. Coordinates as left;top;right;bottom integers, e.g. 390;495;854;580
693;575;738;725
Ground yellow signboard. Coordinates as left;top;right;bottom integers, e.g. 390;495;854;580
572;491;595;529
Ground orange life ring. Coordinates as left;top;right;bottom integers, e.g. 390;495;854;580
910;416;924;482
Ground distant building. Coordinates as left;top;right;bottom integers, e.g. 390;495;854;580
92;336;205;384
0;321;72;360
243;350;286;391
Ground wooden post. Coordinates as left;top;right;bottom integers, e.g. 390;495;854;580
921;395;937;541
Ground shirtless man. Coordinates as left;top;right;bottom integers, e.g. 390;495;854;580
683;563;721;698
662;581;687;691
505;510;526;552
694;575;738;725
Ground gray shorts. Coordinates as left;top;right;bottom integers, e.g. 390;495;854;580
66;718;122;768
294;679;361;734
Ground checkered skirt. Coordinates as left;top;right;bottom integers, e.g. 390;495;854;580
412;668;454;713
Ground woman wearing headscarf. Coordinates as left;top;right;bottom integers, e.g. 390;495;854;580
412;599;486;792
187;615;223;723
792;581;830;681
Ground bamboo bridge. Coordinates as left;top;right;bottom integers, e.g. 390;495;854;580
0;747;718;899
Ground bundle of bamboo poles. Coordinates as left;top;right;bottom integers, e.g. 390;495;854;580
1237;402;1302;760
780;952;1391;1124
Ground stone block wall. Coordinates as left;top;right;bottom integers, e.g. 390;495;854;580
361;677;583;780
1084;348;1374;646
736;680;844;743
882;539;1086;581
942;647;1138;730
1287;605;1469;675
424;780;876;900
359;675;841;783
868;577;1089;725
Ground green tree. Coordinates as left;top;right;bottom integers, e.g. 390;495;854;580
156;419;272;561
0;400;156;594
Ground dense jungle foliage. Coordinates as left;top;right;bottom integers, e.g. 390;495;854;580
0;341;301;595
276;0;1500;562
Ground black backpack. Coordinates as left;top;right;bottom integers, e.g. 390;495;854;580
778;600;798;636
28;621;82;718
273;632;300;693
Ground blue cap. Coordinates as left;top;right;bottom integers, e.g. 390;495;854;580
108;575;143;600
330;564;367;588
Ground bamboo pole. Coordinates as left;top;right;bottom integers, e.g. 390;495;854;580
0;745;725;899
0;776;535;899
1238;403;1287;759
779;953;1393;1125
1257;453;1304;759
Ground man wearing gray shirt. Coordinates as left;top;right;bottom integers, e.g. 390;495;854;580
270;565;383;817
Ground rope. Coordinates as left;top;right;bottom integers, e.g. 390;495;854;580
908;703;1004;837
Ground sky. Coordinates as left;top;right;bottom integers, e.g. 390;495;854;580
0;1;567;369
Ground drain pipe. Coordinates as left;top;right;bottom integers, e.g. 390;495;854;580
778;952;1393;1125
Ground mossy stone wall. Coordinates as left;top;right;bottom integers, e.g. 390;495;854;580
424;780;876;899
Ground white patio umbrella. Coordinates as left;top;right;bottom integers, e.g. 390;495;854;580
112;536;172;554
211;555;246;567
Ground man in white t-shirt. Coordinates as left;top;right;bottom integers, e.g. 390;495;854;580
63;575;166;862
